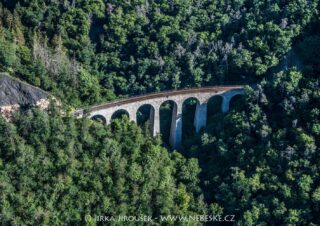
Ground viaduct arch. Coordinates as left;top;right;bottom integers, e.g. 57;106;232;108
74;86;244;149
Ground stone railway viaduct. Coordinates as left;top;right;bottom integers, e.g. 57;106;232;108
75;86;244;148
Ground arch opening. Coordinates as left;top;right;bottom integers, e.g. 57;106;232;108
182;97;199;141
111;109;129;121
91;114;107;125
207;95;223;124
160;100;177;146
229;94;245;111
136;104;155;134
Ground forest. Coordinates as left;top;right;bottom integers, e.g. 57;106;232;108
0;0;319;225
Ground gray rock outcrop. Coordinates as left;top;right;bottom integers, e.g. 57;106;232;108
0;73;50;120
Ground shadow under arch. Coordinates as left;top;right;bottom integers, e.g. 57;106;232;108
136;104;155;135
111;109;130;121
91;114;107;125
182;97;200;140
160;100;178;146
229;94;245;111
207;95;223;124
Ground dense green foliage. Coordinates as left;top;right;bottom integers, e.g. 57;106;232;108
184;68;320;225
0;0;319;225
181;22;320;224
0;109;206;225
0;0;319;106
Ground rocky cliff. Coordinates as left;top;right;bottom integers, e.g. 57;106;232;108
0;73;50;120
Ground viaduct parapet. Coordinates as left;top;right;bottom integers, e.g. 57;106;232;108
75;86;244;149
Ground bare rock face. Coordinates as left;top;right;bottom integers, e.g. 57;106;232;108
0;73;50;120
